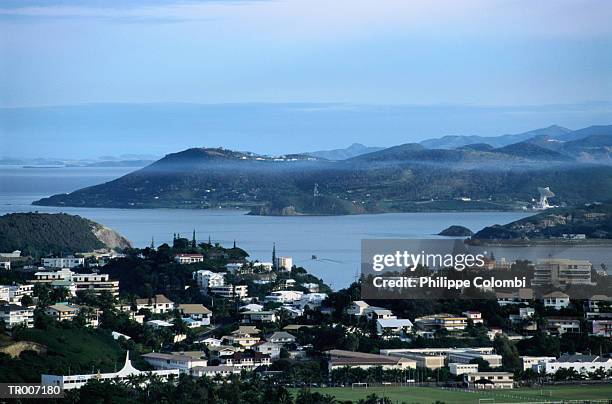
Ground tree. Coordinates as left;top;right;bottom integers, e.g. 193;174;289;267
494;335;520;371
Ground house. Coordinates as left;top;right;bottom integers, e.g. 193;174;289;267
208;346;241;359
449;363;479;376
464;372;514;389
240;303;264;312
347;301;370;316
520;356;556;372
267;331;296;344
254;341;282;359
0;286;8;302
6;284;34;305
223;326;261;348
221;351;271;369
591;320;612;337
146;319;174;328
376;318;413;338
192;270;225;292
0;302;34;328
296;293;328;310
414;314;468;331
178;304;212;325
142;351;207;373
365;308;396;321
0;261;10;270
112;331;131;341
45;303;80;322
301;282;319;293
462;311;484;324
496;288;533;306
182;317;206;328
196;337;222;347
586;295;610;313
42;257;84;269
42;352;178;390
542;291;570;310
327;350;416;371
209;284;248;299
241;310;277;323
174;254;204;264
265;290;303;304
135;294;175;314
225;263;243;272
543;354;612;375
545;317;581;335
189;365;240;378
252;262;273;272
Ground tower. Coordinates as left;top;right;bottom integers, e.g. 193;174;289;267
192;229;197;248
272;242;276;269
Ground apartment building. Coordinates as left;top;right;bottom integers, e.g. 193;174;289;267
532;259;593;287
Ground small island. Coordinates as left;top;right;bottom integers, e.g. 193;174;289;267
437;225;474;237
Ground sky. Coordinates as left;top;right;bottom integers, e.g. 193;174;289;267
1;0;611;157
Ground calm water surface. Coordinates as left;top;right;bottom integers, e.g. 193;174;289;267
0;166;540;288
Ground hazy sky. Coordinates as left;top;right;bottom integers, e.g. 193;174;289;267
1;0;611;156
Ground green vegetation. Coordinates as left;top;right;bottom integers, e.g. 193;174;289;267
33;146;612;215
0;325;125;382
291;385;612;403
474;201;612;240
0;212;130;257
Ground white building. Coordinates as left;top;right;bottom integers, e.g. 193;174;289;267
265;290;303;304
45;303;80;322
0;286;9;302
42;352;179;390
0;302;34;328
225;263;244;272
275;257;292;272
193;270;225;292
376;318;413;337
242;310;277;323
42;257;85;269
189;365;240;378
464;372;514;389
347;301;370;316
178;304;212;325
542;291;570;310
135;294;175;314
414;314;468;331
592;320;612;337
32;269;119;296
532;259;593;287
545;317;581;335
174;254;204;264
449;363;479;376
255;341;282;359
7;284;34;305
462;311;484;324
0;261;10;270
253;262;274;272
209;284;248;299
296;293;328;309
543;354;612;375
520;356;556;372
142;351;208;373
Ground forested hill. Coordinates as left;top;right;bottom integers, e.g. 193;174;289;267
0;213;131;257
33;140;612;215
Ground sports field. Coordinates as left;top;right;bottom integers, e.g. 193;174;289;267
292;385;612;403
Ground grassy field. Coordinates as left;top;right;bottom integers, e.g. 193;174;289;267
292;385;612;403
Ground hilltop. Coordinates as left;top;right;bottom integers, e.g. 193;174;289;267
0;213;131;257
32;125;612;215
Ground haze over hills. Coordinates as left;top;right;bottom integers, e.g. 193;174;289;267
32;124;612;215
306;143;384;160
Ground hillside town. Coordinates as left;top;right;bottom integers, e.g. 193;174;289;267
1;235;611;399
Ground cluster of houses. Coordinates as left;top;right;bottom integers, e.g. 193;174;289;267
1;256;121;329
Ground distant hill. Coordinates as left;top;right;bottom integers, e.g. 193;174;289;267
473;202;612;240
0;213;131;257
32;140;612;215
306;143;384;160
419;125;571;149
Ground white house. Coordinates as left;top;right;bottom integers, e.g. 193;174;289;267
296;293;328;310
0;302;34;328
135;294;175;314
255;341;282;359
241;310;277;323
192;270;225;292
142;351;207;373
267;331;296;344
542;291;570;310
462;311;484;324
376;318;413;338
178;304;212;325
42;257;85;269
347;301;370;316
464;372;514;389
189;365;240;378
7;284;34;305
265;290;303;304
42;352;179;390
520;356;556;372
